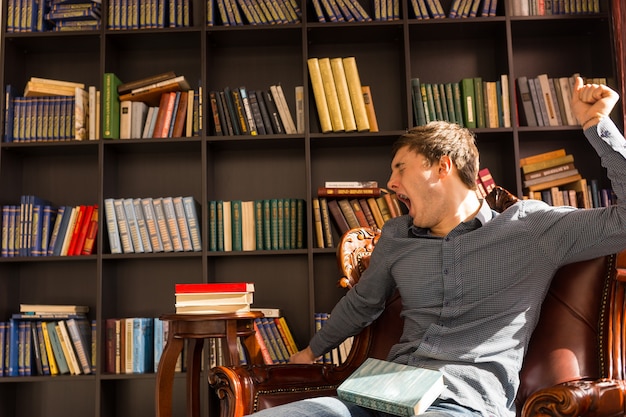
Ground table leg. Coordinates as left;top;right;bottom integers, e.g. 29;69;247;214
155;337;184;417
186;338;204;417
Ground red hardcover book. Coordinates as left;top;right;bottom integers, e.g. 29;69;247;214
171;91;189;137
66;205;87;256
152;92;176;138
81;205;99;255
71;204;95;256
317;186;385;198
175;282;255;293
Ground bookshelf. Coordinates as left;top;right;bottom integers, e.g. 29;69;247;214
0;0;624;416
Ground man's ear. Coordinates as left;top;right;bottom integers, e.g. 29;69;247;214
437;155;453;178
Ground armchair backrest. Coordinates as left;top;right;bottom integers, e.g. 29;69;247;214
336;187;624;415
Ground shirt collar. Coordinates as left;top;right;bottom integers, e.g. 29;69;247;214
409;199;496;238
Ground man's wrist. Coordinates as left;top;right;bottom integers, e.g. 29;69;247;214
581;115;604;130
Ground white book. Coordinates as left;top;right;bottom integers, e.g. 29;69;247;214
270;85;297;134
141;107;156;138
123;198;144;253
88;86;97;140
131;101;149;139
500;74;511;128
119;100;132;139
74;87;89;141
536;74;559;126
132;198;152;253
104;198;122;254
172;196;193;251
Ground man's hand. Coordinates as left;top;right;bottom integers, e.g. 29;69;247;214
571;76;620;130
289;346;318;364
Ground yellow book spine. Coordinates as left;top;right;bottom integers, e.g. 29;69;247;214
41;322;59;375
342;56;370;132
318;57;344;132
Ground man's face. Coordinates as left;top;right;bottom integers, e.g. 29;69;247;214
387;146;445;229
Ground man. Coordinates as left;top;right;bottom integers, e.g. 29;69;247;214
248;77;626;417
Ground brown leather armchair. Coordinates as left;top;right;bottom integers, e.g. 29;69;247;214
209;188;626;417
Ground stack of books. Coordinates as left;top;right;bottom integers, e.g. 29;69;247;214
312;181;403;248
522;148;589;207
209;85;299;136
174;282;255;314
6;0;102;32
207;198;305;252
411;75;511;129
45;0;102;31
307;57;378;134
1;304;94;377
210;0;302;25
1;197;99;258
103;196;201;255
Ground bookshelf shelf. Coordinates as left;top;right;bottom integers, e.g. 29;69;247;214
0;0;624;416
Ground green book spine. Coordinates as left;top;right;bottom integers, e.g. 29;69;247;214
102;73;122;139
460;77;476;128
254;200;265;250
208;200;217;251
231;199;243;251
473;77;485;128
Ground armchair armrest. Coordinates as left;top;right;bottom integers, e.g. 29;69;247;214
209;363;359;417
521;379;626;417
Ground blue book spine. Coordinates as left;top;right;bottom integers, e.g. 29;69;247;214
0;322;6;376
153;318;163;372
7;319;19;376
132;318;154;373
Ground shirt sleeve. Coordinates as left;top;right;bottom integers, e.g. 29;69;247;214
519;117;626;265
308;227;397;358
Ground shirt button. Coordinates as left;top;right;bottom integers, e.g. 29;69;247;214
443;268;449;274
445;237;450;242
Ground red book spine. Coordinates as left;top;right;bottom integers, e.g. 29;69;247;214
175;282;254;293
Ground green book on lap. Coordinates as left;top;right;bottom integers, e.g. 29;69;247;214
337;357;445;416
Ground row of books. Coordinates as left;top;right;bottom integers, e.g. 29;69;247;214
310;0;373;22
411;75;511;129
4;78;99;142
209;84;299;136
104;317;167;374
120;90;198;139
445;0;497;18
253;315;299;364
6;0;101;33
510;0;600;16
516;73;600;128
1;198;98;258
312;190;403;248
314;312;353;365
1;304;95;377
107;0;192;29
105;72;200;139
209;0;301;25
308;56;378;134
104;196;202;255
208;198;305;252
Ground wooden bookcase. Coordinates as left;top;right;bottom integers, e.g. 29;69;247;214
0;1;624;416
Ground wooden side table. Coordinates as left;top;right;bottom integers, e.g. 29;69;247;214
155;311;263;417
